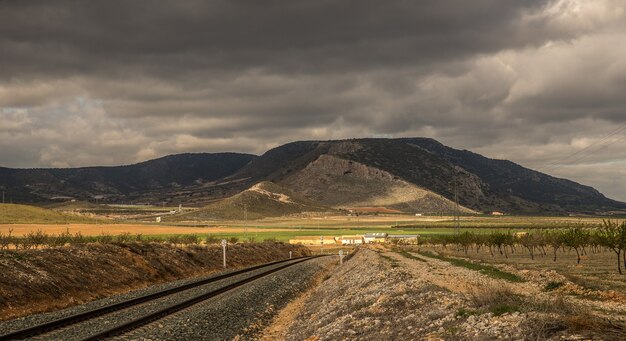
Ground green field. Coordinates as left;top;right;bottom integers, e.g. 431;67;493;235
170;214;622;230
0;204;98;224
150;226;535;242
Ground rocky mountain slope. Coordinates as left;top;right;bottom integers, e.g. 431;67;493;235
172;181;332;220
280;154;475;214
1;138;623;214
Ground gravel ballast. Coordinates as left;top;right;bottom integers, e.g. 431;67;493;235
0;257;327;340
118;256;333;340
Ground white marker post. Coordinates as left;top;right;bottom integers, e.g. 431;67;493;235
339;250;344;265
221;239;227;268
289;251;292;259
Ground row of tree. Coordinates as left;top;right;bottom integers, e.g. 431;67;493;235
0;228;250;251
421;220;626;274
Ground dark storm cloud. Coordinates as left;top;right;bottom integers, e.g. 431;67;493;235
1;0;554;82
1;0;626;200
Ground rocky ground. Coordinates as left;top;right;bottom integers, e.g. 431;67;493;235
276;246;626;341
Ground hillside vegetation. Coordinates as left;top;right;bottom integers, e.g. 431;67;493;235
0;204;96;224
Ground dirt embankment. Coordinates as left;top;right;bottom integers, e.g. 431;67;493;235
0;242;309;321
279;247;625;340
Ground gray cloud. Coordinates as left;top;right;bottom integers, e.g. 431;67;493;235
1;0;626;200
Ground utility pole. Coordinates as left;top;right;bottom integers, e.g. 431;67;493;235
243;204;248;240
454;178;460;234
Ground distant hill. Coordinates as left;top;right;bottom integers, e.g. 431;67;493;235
171;181;332;220
0;153;255;203
1;138;624;215
0;204;96;224
226;139;626;214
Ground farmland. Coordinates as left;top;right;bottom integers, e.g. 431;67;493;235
0;204;98;224
1;207;625;339
1;210;624;242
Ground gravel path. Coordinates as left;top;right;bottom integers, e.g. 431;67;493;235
0;258;325;340
116;256;333;340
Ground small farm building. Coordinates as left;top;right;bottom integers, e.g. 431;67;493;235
364;232;388;243
339;235;364;245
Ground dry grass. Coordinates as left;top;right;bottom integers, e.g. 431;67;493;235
523;313;626;340
468;286;525;316
470;284;626;340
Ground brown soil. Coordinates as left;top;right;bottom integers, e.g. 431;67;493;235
257;258;337;340
0;242;310;321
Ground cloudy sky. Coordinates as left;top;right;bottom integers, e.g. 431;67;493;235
1;0;626;200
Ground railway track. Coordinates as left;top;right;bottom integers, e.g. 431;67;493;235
0;256;319;341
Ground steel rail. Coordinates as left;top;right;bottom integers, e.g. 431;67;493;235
0;256;311;341
82;256;317;340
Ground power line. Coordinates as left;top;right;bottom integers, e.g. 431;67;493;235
541;124;626;170
544;133;626;172
541;123;626;173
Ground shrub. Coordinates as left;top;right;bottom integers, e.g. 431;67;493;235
115;232;133;243
26;230;49;249
71;232;86;245
0;228;14;250
50;229;72;247
96;233;114;244
544;281;565;291
180;234;200;245
469;286;523;316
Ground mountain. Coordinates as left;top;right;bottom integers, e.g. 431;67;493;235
1;138;624;214
399;138;624;212
226;138;626;214
0;153;255;203
171;181;332;220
